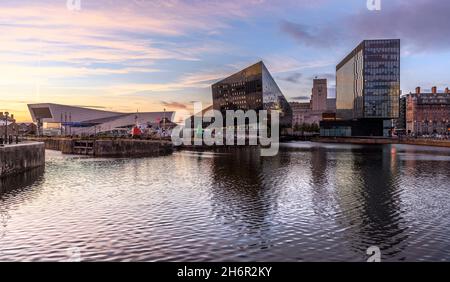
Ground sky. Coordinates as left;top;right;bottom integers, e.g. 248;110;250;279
0;0;449;122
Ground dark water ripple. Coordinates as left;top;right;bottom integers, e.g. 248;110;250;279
0;143;450;261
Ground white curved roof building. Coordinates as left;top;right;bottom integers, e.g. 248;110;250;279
28;103;175;136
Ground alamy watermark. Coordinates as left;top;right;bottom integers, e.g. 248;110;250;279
64;246;82;262
66;0;81;11
171;102;280;157
367;0;381;11
366;246;381;262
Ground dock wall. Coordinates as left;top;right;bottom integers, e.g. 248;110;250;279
27;138;173;157
315;137;450;148
0;142;45;178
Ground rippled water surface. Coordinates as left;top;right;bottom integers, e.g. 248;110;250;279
1;143;450;262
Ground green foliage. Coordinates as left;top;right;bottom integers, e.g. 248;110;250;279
294;122;320;133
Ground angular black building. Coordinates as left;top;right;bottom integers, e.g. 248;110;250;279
212;61;292;128
322;39;401;137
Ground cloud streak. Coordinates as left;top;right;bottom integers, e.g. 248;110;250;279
280;21;338;48
160;101;189;110
278;72;303;83
291;96;311;101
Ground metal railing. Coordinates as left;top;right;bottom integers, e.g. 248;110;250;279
0;135;22;146
0;112;21;146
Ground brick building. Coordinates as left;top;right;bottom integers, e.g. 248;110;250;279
405;87;450;136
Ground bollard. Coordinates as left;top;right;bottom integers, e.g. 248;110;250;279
16;135;19;144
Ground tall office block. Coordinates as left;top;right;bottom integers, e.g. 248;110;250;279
323;39;401;136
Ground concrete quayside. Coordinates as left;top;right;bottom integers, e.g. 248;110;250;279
28;137;173;157
314;136;450;148
29;135;450;158
0;142;45;178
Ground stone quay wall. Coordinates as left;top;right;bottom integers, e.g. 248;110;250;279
0;142;45;178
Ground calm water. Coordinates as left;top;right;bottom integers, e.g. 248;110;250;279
1;143;450;262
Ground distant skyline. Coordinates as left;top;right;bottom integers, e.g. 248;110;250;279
1;0;449;122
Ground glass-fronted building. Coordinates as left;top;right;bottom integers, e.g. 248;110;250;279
330;39;401;136
212;61;292;128
363;40;401;119
336;44;364;120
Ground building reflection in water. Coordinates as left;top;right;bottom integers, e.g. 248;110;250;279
208;147;288;254
333;145;409;261
309;147;335;217
0;166;45;196
0;145;448;261
0;167;45;243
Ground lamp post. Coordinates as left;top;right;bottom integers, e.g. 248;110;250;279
10;114;14;144
36;118;42;137
163;108;166;137
5;112;9;144
0;112;3;144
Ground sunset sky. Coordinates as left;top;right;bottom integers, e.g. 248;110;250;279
1;0;449;122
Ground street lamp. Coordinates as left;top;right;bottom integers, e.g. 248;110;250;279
10;114;14;144
5;112;9;144
0;112;3;144
163;108;166;135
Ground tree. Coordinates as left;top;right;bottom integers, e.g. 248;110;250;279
310;123;320;133
301;123;307;133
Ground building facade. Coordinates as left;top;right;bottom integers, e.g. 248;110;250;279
28;103;175;136
290;102;322;127
212;61;292;128
404;87;450;136
326;98;337;112
396;95;407;135
290;79;336;130
311;78;328;111
326;39;401;137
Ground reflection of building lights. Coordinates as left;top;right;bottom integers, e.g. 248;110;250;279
391;147;397;155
